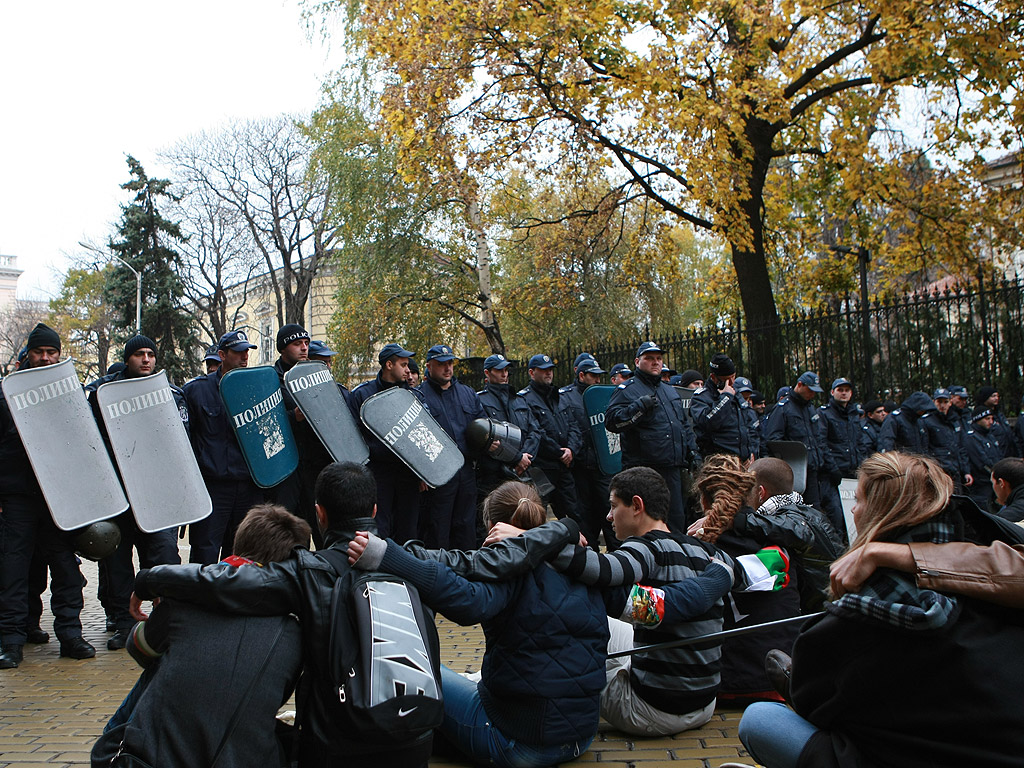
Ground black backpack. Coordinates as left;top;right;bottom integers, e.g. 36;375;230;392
318;549;444;742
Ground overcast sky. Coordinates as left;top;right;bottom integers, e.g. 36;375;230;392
0;0;339;300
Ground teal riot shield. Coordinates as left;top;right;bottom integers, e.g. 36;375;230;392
765;440;809;495
1;359;128;530
583;384;622;476
283;362;369;465
96;371;212;532
359;387;463;488
219;366;299;488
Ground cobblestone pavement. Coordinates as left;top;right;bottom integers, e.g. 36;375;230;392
0;551;751;768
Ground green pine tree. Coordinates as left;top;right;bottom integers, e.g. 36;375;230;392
106;155;196;384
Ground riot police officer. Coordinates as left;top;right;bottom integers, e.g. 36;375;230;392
0;324;93;668
859;399;886;456
818;377;863;537
349;343;421;542
560;357;619;550
415;344;487;550
690;353;753;461
268;324;312;523
976;386;1019;457
878;391;933;454
923;388;973;492
476;354;540;503
764;371;834;511
85;335;186;650
182;330;265;565
519;353;582;525
966;407;1003;512
606;341;698;532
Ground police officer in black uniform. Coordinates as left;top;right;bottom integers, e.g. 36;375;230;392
966;406;1003;512
349;343;421;543
560;357;619;550
606;341;698;532
764;371;834;511
85;335;187;649
415;344;487;550
182;330;265;565
520;353;582;525
818;377;863;538
878;391;933;454
476;354;540;503
947;385;970;431
690;353;753;462
859;399;886;456
0;324;94;668
923;387;974;492
976;385;1019;458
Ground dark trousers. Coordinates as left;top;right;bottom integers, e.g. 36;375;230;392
28;552;46;629
189;479;264;565
102;511;180;632
817;475;848;544
537;461;580;526
649;466;687;534
369;461;422;544
419;463;477;550
572;465;619;550
800;467;822;509
0;494;84;646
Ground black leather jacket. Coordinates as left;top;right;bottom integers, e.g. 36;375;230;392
134;518;578;759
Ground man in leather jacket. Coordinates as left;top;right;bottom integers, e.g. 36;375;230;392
133;461;578;768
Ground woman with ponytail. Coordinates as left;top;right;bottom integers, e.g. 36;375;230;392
738;452;1024;768
348;481;609;768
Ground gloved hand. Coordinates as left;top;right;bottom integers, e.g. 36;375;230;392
637;394;657;413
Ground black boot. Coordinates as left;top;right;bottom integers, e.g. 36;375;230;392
26;627;49;644
765;648;793;703
59;637;96;659
0;645;24;669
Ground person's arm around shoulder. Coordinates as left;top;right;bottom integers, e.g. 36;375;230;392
402;518;581;581
911;540;1024;609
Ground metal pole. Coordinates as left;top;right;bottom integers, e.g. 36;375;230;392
110;255;143;335
858;247;873;397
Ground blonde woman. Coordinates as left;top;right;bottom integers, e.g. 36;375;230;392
738;452;1024;768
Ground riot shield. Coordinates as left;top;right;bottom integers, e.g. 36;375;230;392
219;366;299;488
838;477;858;541
582;384;622;476
96;371;212;532
1;359;127;530
765;440;809;495
283;362;369;465
359;387;463;488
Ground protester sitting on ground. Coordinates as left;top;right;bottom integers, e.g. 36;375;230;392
132;463;437;768
692;457;843;612
539;467;735;737
348;481;609;768
685;455;814;703
92;504;308;768
991;457;1024;523
739;452;1024;768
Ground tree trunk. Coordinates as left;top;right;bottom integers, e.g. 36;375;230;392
466;198;505;355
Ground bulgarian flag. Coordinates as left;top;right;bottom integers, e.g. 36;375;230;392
736;546;790;592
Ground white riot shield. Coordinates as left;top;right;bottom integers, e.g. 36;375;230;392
1;359;128;530
96;371;212;532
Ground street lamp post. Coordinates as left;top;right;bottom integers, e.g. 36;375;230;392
110;255;142;335
78;241;142;335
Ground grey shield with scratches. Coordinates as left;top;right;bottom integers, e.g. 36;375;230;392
765;440;809;494
284;362;369;464
1;359;128;530
359;387;463;488
96;371;212;532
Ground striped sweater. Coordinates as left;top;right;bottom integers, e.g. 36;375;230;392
555;530;728;715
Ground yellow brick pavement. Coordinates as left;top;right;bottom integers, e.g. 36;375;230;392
0;555;751;767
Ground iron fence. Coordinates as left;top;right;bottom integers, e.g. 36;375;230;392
464;275;1024;413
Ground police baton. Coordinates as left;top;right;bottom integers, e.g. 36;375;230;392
608;612;824;659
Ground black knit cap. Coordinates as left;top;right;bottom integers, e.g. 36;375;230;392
26;323;61;353
277;324;310;352
123;335;157;361
976;386;998;405
708;353;736;377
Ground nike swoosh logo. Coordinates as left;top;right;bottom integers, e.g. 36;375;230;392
398;707;417;717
